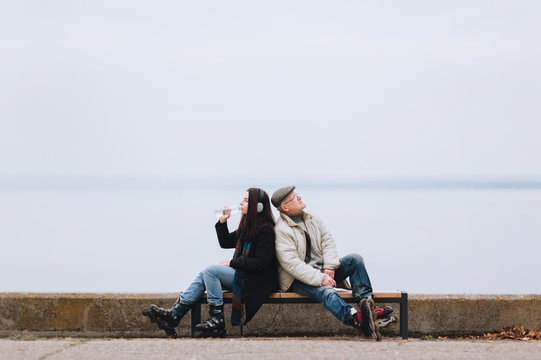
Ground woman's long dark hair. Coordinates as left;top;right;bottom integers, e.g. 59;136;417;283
237;188;275;241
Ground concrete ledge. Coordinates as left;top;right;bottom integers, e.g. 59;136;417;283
1;293;540;338
408;294;541;337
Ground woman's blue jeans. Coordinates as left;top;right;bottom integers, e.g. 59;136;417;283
288;253;373;324
177;264;235;306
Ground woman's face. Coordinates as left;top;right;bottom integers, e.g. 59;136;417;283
240;191;249;215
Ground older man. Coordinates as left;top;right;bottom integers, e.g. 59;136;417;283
272;185;384;340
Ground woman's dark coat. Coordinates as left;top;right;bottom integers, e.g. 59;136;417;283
215;221;278;323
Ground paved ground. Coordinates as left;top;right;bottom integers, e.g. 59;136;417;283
1;337;540;360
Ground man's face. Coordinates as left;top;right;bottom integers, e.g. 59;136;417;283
280;191;306;214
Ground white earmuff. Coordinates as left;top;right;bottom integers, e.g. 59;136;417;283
257;188;264;213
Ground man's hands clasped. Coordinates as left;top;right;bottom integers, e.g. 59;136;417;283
321;268;336;287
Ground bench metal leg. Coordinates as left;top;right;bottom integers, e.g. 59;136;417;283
191;303;201;337
400;292;408;339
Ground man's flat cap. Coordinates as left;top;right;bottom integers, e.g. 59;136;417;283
271;185;295;208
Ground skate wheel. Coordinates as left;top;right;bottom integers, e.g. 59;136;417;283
193;329;227;338
142;308;157;323
377;315;399;329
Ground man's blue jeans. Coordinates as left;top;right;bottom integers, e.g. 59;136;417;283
177;265;235;306
289;253;373;324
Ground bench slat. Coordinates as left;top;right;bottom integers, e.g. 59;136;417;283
200;291;402;300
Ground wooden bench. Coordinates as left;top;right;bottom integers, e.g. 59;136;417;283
191;291;408;339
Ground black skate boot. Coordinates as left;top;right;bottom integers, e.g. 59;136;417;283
142;306;178;338
353;298;381;341
142;301;190;338
193;304;226;338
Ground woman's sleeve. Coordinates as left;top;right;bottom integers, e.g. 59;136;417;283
215;221;238;249
230;227;275;272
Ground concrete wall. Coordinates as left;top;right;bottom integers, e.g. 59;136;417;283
1;293;540;338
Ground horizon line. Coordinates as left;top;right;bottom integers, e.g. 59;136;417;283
1;174;541;190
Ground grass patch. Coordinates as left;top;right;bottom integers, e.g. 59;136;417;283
9;334;39;341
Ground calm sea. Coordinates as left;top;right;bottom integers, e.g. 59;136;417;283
1;187;540;294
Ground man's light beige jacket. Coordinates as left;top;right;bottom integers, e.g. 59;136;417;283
274;211;340;291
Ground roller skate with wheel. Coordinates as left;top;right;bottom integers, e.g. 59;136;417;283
142;306;178;338
374;305;398;328
142;300;191;338
352;298;381;341
193;304;226;338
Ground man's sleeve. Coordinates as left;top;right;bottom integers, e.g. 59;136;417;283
275;227;326;287
314;216;341;270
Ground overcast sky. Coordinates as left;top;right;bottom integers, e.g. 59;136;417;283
1;1;540;184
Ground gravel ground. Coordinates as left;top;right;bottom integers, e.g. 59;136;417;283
1;337;540;360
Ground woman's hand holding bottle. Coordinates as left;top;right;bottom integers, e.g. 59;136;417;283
215;205;241;223
219;207;231;223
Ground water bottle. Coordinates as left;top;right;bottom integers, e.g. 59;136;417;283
214;205;242;218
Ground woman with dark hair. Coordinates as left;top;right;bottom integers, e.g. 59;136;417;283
142;188;278;338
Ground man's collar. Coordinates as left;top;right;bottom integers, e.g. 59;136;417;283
280;211;311;226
